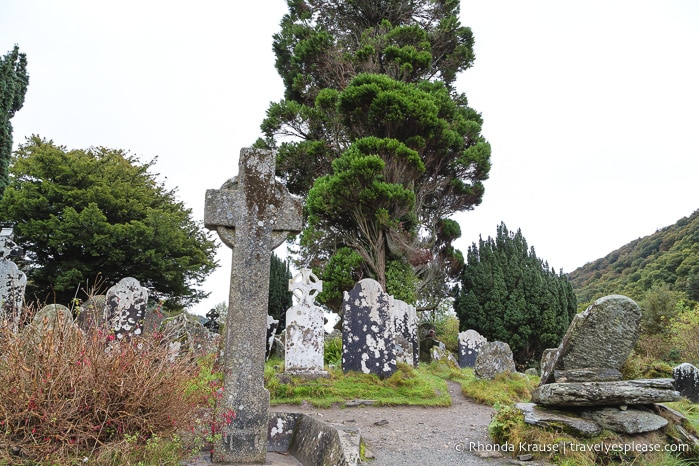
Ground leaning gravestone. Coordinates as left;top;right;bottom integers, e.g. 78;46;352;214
0;254;26;331
342;279;397;379
458;329;487;368
390;297;418;367
673;363;699;403
204;147;302;463
540;294;642;385
104;277;148;341
285;269;326;376
474;341;517;379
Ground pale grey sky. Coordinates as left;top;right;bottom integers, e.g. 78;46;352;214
2;1;698;315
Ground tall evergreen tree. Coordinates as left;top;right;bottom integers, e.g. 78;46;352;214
454;223;577;367
0;46;29;197
268;253;293;329
260;0;490;309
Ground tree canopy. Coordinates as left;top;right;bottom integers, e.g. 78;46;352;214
0;46;29;197
0;136;217;310
454;223;577;367
259;0;490;309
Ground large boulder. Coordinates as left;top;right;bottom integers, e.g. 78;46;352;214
474;341;516;379
540;295;642;385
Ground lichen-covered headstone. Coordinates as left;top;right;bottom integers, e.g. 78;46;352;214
23;304;84;349
104;277;148;341
458;329;487;368
673;363;699;403
474;341;516;379
285;269;326;375
0;257;26;331
204;147;302;463
342;279;396;378
160;313;218;358
540;294;642;385
391;297;418;367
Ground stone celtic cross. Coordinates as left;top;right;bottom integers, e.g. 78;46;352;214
288;268;322;306
204;147;302;463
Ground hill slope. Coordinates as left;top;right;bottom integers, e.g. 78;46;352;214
568;209;699;305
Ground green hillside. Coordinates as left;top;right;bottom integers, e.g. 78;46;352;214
568;209;699;306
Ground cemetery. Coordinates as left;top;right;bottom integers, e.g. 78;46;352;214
2;2;698;465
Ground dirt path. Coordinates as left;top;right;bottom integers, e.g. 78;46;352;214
273;381;508;465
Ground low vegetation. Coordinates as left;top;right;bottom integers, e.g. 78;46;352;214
0;304;219;465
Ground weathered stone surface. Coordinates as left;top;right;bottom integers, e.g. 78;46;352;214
104;277;148;341
160;313;219;357
516;402;601;437
204;147;303;464
342;279;396;379
540;295;642;385
76;295;106;332
23;304;84;349
0;257;26;331
267;315;279;360
474;341;516;379
524;368;539;377
554;368;623;383
580;407;667;434
430;345;460;370
673;363;699;403
458;329;487;368
286;414;360;466
285;269;326;375
652;404;699;448
532;379;681;407
391;297;418;367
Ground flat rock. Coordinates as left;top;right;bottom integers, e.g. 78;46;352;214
554;368;622;383
580;407;667;434
532;379;680;407
516;403;601;437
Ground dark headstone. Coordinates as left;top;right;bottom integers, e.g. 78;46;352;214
458;329;487;368
76;295;107;332
673;363;699;403
342;279;396;379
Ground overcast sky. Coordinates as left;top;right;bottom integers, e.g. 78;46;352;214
2;1;697;316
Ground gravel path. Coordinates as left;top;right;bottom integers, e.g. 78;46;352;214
274;381;508;465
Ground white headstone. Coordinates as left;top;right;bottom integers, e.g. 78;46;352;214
285;269;327;376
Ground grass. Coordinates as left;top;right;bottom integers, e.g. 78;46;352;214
266;360;451;408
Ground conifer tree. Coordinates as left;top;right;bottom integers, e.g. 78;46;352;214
0;46;29;197
259;0;490;308
454;223;577;367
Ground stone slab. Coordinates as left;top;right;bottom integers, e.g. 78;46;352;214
516;402;601;437
532;379;681;407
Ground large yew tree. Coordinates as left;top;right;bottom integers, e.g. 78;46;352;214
0;137;218;310
259;0;491;308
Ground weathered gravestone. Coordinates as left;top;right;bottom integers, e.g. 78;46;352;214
0;257;26;331
540;294;642;385
204;147;302;463
390;297;418;367
474;341;517;379
23;304;84;349
104;277;148;341
160;313;219;358
673;363;699;403
0;235;26;331
342;279;396;379
285;269;326;376
76;295;107;332
458;329;487;368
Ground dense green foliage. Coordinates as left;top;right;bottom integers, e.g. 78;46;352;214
569;209;699;306
0;46;29;197
268;253;293;329
454;223;577;367
0;136;217;310
259;0;490;309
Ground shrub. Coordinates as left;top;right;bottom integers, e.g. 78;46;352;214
324;333;342;366
0;308;211;464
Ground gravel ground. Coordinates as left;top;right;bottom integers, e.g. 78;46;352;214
274;381;510;465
